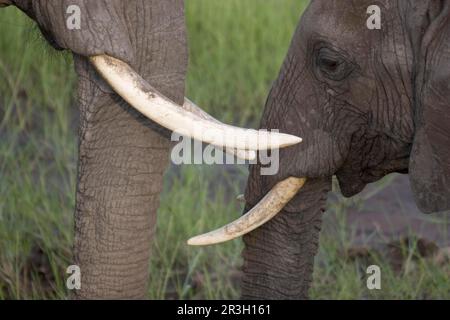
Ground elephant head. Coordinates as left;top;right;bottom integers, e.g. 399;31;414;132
1;0;302;299
190;0;450;299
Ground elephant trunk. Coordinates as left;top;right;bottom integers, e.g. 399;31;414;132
70;1;188;299
72;55;177;299
241;175;331;299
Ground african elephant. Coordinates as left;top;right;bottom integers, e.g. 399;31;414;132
3;0;449;300
1;0;300;299
189;0;450;299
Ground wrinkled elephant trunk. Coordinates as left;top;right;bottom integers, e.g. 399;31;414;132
242;171;331;299
69;1;188;299
71;56;176;299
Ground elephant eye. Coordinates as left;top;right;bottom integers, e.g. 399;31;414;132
315;47;353;81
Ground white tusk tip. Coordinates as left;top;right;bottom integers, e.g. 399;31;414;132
283;135;302;146
273;133;303;148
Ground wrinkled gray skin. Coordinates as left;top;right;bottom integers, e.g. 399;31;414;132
243;0;450;299
3;0;187;299
2;0;449;300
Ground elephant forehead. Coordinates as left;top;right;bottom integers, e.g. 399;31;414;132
304;0;391;48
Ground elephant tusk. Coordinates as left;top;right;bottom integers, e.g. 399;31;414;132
236;194;246;202
89;54;302;151
187;177;306;246
183;98;256;161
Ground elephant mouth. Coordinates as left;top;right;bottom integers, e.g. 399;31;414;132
337;157;410;197
88;54;305;246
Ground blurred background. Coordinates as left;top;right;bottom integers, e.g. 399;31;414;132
0;0;448;299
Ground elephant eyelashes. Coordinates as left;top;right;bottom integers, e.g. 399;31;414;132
315;47;354;81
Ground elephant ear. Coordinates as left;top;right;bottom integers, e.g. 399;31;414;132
410;1;450;213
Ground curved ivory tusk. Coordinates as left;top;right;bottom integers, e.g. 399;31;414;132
187;177;306;246
90;54;302;151
236;194;246;203
183;98;256;161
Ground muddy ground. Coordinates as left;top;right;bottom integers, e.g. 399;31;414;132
326;173;450;247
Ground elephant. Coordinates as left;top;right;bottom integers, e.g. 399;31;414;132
233;0;449;299
2;0;449;300
189;0;450;299
0;0;300;299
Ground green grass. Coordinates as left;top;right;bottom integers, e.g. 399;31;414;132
186;0;305;125
0;1;449;299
